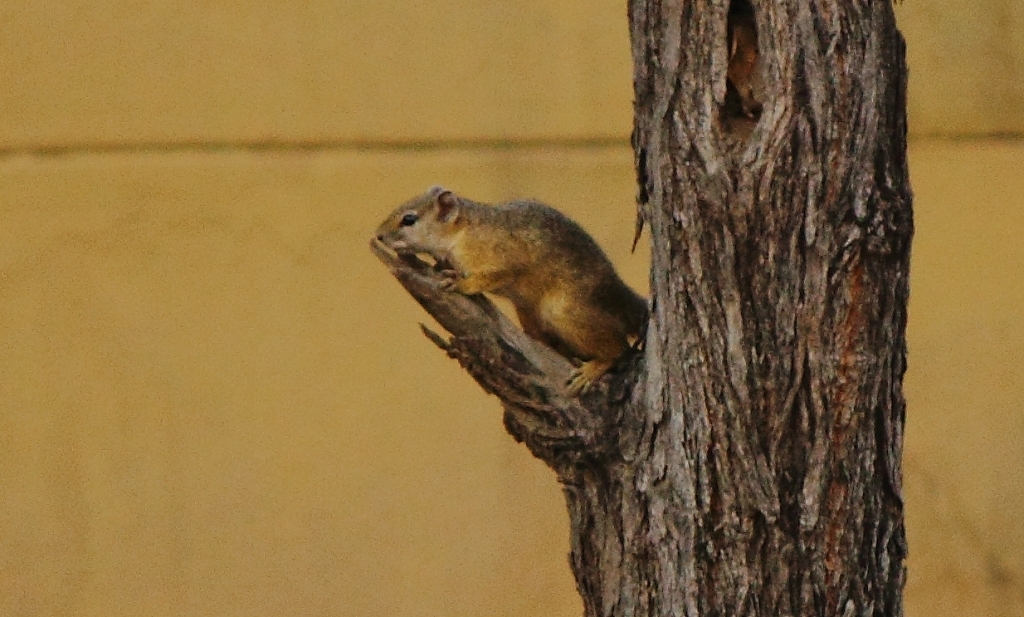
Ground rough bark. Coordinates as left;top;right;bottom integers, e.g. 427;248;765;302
372;0;911;614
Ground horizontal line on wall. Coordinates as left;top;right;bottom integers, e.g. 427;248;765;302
0;136;632;159
0;133;1020;160
909;131;1024;143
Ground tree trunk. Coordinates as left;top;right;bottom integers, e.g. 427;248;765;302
373;0;911;615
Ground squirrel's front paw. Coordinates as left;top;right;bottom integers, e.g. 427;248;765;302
437;268;460;290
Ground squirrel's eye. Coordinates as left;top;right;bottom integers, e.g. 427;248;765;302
400;213;419;226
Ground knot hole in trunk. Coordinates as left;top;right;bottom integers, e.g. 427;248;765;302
722;0;764;137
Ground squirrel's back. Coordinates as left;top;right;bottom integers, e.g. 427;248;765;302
468;200;620;281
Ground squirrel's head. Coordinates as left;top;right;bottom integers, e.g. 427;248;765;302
373;186;464;258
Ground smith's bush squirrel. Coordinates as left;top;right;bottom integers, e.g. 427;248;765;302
374;187;647;394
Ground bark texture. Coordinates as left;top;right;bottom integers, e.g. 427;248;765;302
373;0;911;615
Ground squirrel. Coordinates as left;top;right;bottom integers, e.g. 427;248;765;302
373;186;647;395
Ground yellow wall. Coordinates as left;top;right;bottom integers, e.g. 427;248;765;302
0;3;1020;616
895;0;1024;137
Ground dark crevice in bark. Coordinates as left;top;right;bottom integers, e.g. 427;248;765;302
722;0;764;139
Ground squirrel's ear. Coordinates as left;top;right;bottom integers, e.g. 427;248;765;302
436;190;460;223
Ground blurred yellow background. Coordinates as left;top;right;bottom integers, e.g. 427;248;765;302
0;2;1020;616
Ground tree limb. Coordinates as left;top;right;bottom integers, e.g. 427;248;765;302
370;238;635;472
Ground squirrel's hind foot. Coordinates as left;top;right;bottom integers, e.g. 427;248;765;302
566;359;614;396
